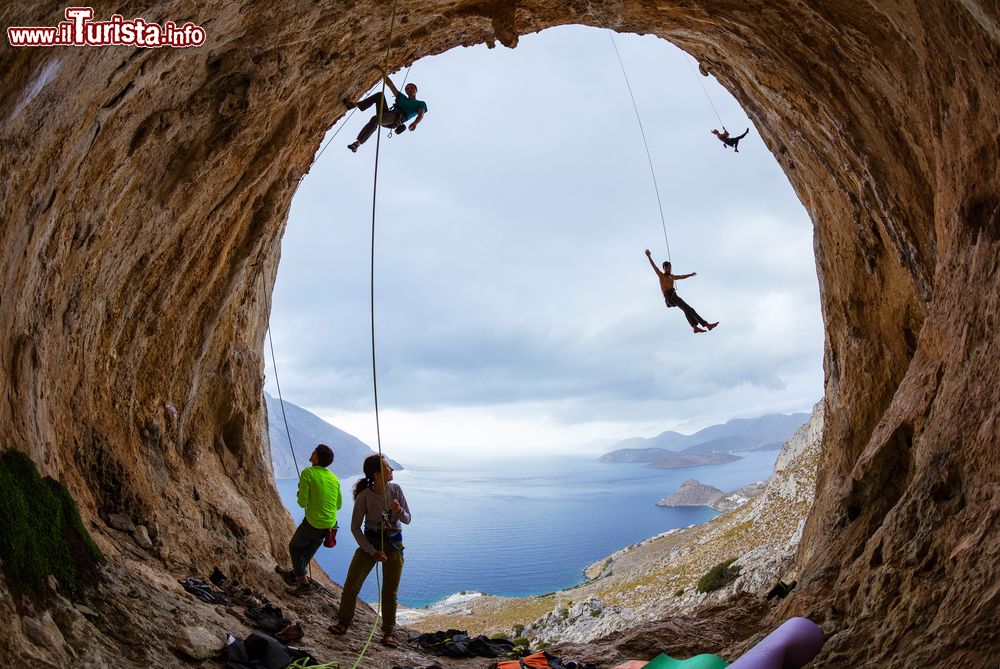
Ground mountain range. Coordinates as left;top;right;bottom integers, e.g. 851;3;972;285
265;392;401;479
599;412;809;464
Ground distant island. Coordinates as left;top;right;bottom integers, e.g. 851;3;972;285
598;448;670;463
656;478;766;511
646;452;742;469
599;412;808;469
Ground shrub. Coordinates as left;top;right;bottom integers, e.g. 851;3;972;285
590;608;601;617
696;558;742;593
675;589;685;596
559;607;569;619
490;632;509;641
512;624;525;637
512;637;530;647
0;450;102;594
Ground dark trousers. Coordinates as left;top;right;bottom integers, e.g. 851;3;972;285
665;290;709;328
723;129;749;150
336;547;404;634
288;519;326;578
356;92;403;144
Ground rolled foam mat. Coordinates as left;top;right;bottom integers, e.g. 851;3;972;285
727;617;824;669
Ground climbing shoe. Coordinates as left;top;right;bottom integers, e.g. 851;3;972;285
286;581;313;596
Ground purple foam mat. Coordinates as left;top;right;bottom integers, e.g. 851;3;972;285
728;617;824;669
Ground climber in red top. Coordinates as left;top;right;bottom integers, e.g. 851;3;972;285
711;127;749;152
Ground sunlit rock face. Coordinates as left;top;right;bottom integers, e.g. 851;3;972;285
1;1;998;666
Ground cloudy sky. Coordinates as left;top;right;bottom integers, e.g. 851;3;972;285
264;26;823;460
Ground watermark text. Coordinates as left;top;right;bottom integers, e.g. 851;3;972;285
8;7;206;47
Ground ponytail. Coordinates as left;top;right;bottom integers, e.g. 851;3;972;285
353;454;384;499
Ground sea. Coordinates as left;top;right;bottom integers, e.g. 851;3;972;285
275;451;779;609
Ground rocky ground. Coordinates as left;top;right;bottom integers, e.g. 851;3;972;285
3;538;506;669
403;403;824;654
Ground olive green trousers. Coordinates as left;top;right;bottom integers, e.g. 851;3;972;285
336;547;404;634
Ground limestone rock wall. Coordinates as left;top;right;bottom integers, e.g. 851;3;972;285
2;1;999;666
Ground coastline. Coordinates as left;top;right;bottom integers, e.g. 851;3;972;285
405;405;823;640
397;523;702;625
397;591;487;625
276;454;764;608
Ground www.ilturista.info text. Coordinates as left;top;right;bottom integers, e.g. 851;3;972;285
7;7;206;48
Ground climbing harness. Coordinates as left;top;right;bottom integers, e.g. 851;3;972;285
386;66;415;139
607;31;672;262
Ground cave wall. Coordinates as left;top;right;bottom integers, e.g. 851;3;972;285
1;1;998;665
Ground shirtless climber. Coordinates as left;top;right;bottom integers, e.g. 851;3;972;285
645;249;719;334
711;127;749;152
345;67;427;152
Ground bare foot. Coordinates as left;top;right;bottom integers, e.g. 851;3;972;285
706;322;719;331
693;326;707;333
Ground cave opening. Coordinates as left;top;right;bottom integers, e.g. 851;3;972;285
2;2;998;665
266;25;823;458
263;25;823;610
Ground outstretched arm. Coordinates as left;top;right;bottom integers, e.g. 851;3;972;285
644;249;664;277
409;108;424;131
672;272;697;280
375;67;400;96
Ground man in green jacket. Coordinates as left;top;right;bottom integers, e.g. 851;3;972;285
287;444;342;595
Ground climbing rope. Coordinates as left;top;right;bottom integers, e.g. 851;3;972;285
682;53;725;130
352;0;400;665
310;109;358;168
273;6;404;663
254;264;302;478
266;325;300;477
262;7;406;644
607;31;672;262
254;255;320;587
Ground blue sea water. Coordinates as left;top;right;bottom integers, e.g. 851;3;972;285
275;451;779;608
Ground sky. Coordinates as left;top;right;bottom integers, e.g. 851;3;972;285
264;26;823;461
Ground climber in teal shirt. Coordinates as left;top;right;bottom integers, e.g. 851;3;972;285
285;444;342;595
346;66;427;152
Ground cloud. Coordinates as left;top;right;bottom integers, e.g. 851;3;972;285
264;26;824;455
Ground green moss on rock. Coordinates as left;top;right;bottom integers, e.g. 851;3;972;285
696;558;741;593
0;450;102;594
